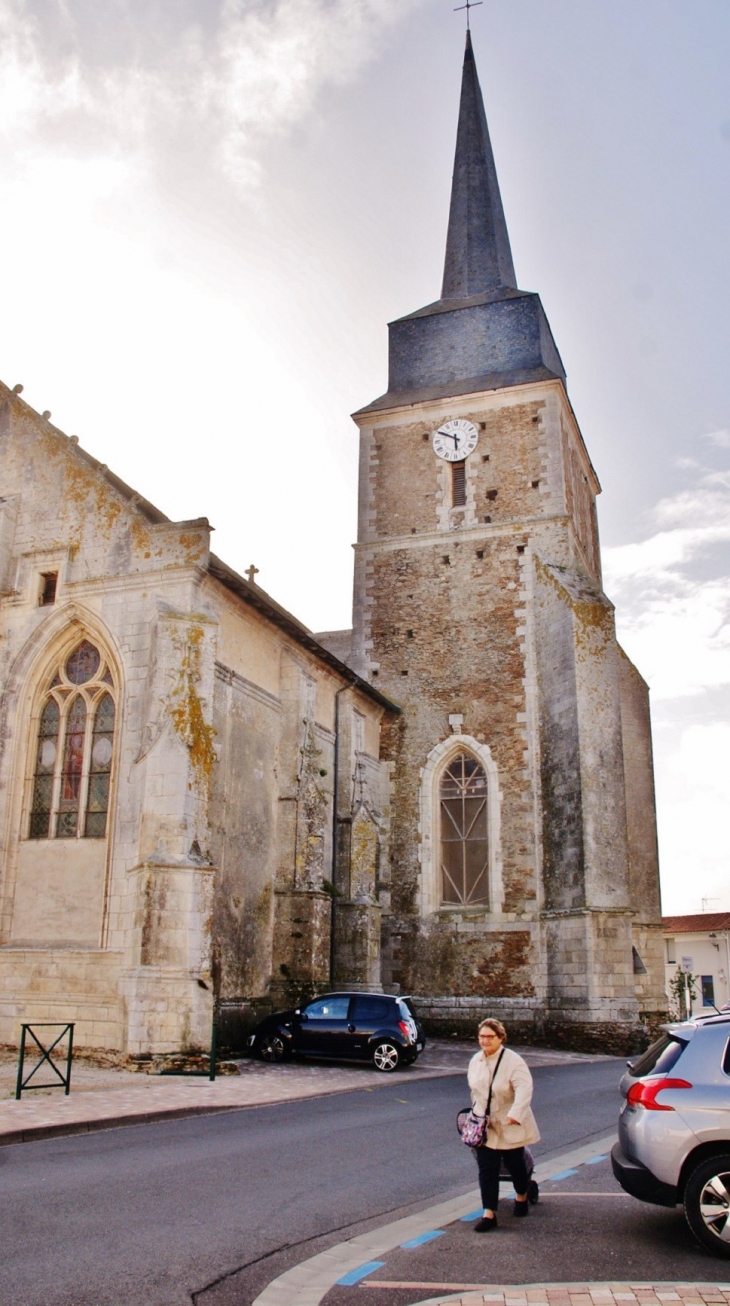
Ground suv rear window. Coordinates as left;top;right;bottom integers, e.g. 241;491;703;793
397;999;414;1022
628;1032;687;1078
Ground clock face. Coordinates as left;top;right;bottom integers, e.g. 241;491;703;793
432;418;478;463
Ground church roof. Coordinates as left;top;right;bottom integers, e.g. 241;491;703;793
356;32;565;417
207;554;399;713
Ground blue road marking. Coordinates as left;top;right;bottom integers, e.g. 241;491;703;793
401;1230;445;1249
549;1167;579;1181
460;1209;484;1222
585;1154;608;1165
336;1261;385;1286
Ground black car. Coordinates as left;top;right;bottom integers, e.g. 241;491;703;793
246;991;426;1072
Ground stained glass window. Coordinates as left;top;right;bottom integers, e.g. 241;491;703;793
57;696;86;837
29;699;60;838
28;641;115;840
85;694;115;838
440;753;489;906
66;640;100;685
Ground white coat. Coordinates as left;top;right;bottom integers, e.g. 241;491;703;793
467;1044;540;1150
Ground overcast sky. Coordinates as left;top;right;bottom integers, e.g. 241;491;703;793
1;0;728;916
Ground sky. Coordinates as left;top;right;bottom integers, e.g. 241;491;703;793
0;0;728;916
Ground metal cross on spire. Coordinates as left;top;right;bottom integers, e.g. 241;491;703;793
454;0;483;29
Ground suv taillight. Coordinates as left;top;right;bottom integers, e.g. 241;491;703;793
626;1077;692;1110
398;1021;412;1043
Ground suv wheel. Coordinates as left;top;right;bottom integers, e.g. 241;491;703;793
372;1041;400;1072
258;1033;289;1063
684;1153;730;1256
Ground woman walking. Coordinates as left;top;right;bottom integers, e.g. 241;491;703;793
467;1018;540;1232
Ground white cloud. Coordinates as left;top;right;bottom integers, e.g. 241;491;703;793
604;466;730;700
0;0;418;191
655;719;730;914
603;465;730;911
703;428;730;448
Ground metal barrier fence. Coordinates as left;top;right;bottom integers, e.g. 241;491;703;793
15;1023;75;1099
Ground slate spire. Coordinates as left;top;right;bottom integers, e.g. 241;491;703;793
441;30;517;299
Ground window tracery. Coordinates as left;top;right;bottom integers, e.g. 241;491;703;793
29;640;116;840
418;734;502;917
439;752;489;906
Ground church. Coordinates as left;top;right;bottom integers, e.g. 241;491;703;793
0;32;666;1057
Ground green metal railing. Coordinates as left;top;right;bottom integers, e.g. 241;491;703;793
15;1023;74;1099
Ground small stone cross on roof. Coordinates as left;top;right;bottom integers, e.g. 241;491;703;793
245;564;259;584
454;0;483;28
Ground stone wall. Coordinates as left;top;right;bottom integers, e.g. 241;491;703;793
0;381;393;1052
351;375;660;1047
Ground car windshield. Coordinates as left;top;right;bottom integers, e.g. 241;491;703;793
628;1032;687;1078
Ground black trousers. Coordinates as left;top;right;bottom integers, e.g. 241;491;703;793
475;1145;529;1210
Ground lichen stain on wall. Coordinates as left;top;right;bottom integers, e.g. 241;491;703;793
394;924;534;998
169;623;217;801
129;516;152;555
178;531;207;566
61;450;123;542
139;870;167;967
350;807;379;901
294;724;328;889
217;880;273;998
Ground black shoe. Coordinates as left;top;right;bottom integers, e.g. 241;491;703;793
473;1215;497;1232
514;1199;529;1217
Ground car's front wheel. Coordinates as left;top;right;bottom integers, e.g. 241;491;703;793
258;1032;290;1063
684;1153;730;1256
372;1041;400;1072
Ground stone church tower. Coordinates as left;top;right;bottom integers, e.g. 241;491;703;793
335;32;665;1048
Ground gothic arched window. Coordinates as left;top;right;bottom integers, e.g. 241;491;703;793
440;752;489;906
29;639;116;840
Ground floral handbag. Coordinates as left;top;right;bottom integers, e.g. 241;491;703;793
456;1047;505;1148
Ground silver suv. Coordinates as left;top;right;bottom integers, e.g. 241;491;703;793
611;1014;730;1257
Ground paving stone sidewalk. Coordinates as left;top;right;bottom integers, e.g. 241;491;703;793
405;1286;730;1306
0;1041;611;1145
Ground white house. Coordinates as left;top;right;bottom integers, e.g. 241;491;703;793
663;913;730;1017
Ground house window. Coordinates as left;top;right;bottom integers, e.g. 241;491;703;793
440;752;489;906
701;975;716;1008
452;461;466;507
29;639;116;840
665;937;676;964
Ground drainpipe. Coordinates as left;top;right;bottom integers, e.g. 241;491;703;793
330;686;348;987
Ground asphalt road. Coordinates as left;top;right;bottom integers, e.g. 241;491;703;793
0;1059;624;1306
318;1152;728;1306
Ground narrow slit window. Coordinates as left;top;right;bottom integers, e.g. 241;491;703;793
39;572;58;606
452;461;466;507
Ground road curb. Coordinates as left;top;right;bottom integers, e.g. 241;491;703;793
250;1133;619;1306
0;1072;462;1148
0;1101;242;1147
